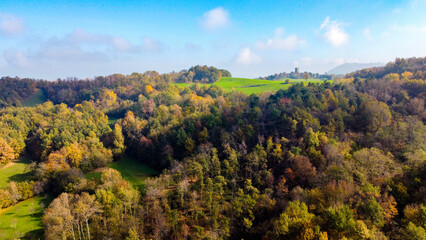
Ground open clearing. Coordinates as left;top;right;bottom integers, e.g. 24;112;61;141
0;155;33;188
0;196;51;240
174;77;330;95
22;89;47;107
0;155;43;239
215;77;330;94
107;116;119;127
86;156;158;187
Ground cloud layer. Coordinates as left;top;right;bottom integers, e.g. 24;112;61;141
2;28;166;73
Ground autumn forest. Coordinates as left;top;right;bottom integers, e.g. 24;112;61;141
0;58;425;240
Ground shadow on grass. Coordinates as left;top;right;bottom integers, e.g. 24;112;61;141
24;228;44;240
9;171;35;183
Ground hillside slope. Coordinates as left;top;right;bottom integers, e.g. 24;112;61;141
328;62;385;75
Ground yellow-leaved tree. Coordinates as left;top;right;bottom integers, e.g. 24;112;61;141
0;137;16;165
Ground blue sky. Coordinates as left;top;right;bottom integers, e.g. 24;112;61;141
0;0;425;79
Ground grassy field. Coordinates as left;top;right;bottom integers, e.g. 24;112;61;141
0;156;44;239
107;116;119;127
214;77;329;94
22;89;47;107
110;157;158;186
0;155;33;188
0;196;50;240
173;77;330;95
87;156;158;187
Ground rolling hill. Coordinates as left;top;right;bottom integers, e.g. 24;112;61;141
327;62;385;75
175;77;330;95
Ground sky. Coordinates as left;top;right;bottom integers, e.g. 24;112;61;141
0;0;425;79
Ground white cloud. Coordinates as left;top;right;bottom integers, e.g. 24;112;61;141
255;27;305;51
69;29;137;52
70;29;100;43
142;37;164;52
200;7;230;31
4;50;30;67
69;29;164;52
364;28;372;40
234;47;261;65
36;37;107;62
319;16;349;47
2;29;166;70
0;13;24;35
112;37;133;51
322;57;347;68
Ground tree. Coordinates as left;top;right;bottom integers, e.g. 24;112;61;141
0;189;13;209
141;99;155;116
100;89;117;109
112;123;125;159
72;192;102;240
126;228;140;240
144;85;154;94
359;100;392;132
353;148;401;181
0;137;16;164
325;205;356;238
401;71;414;80
43;193;74;240
66;143;84;168
401;222;426;240
8;181;21;204
303;72;311;81
273;201;315;238
291;155;317;187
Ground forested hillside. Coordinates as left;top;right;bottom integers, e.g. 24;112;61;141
347;57;426;79
0;77;37;107
0;57;425;239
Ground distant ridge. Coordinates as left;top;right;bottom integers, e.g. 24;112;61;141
327;62;385;75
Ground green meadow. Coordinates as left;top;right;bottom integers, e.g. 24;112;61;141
174;77;330;95
0;196;51;240
22;89;47;107
214;77;329;94
86;156;158;187
0;156;48;240
0;155;33;188
107;116;119;127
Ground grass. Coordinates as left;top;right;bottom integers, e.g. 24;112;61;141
0;196;51;240
0;155;156;239
86;156;158;187
107;116;119;127
110;156;158;186
0;156;42;239
22;89;47;107
214;77;329;95
0;155;33;188
173;77;331;95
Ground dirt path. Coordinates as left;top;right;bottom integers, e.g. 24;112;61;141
90;166;109;173
0;161;16;170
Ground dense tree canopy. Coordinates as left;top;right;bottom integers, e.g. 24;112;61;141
0;59;425;239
